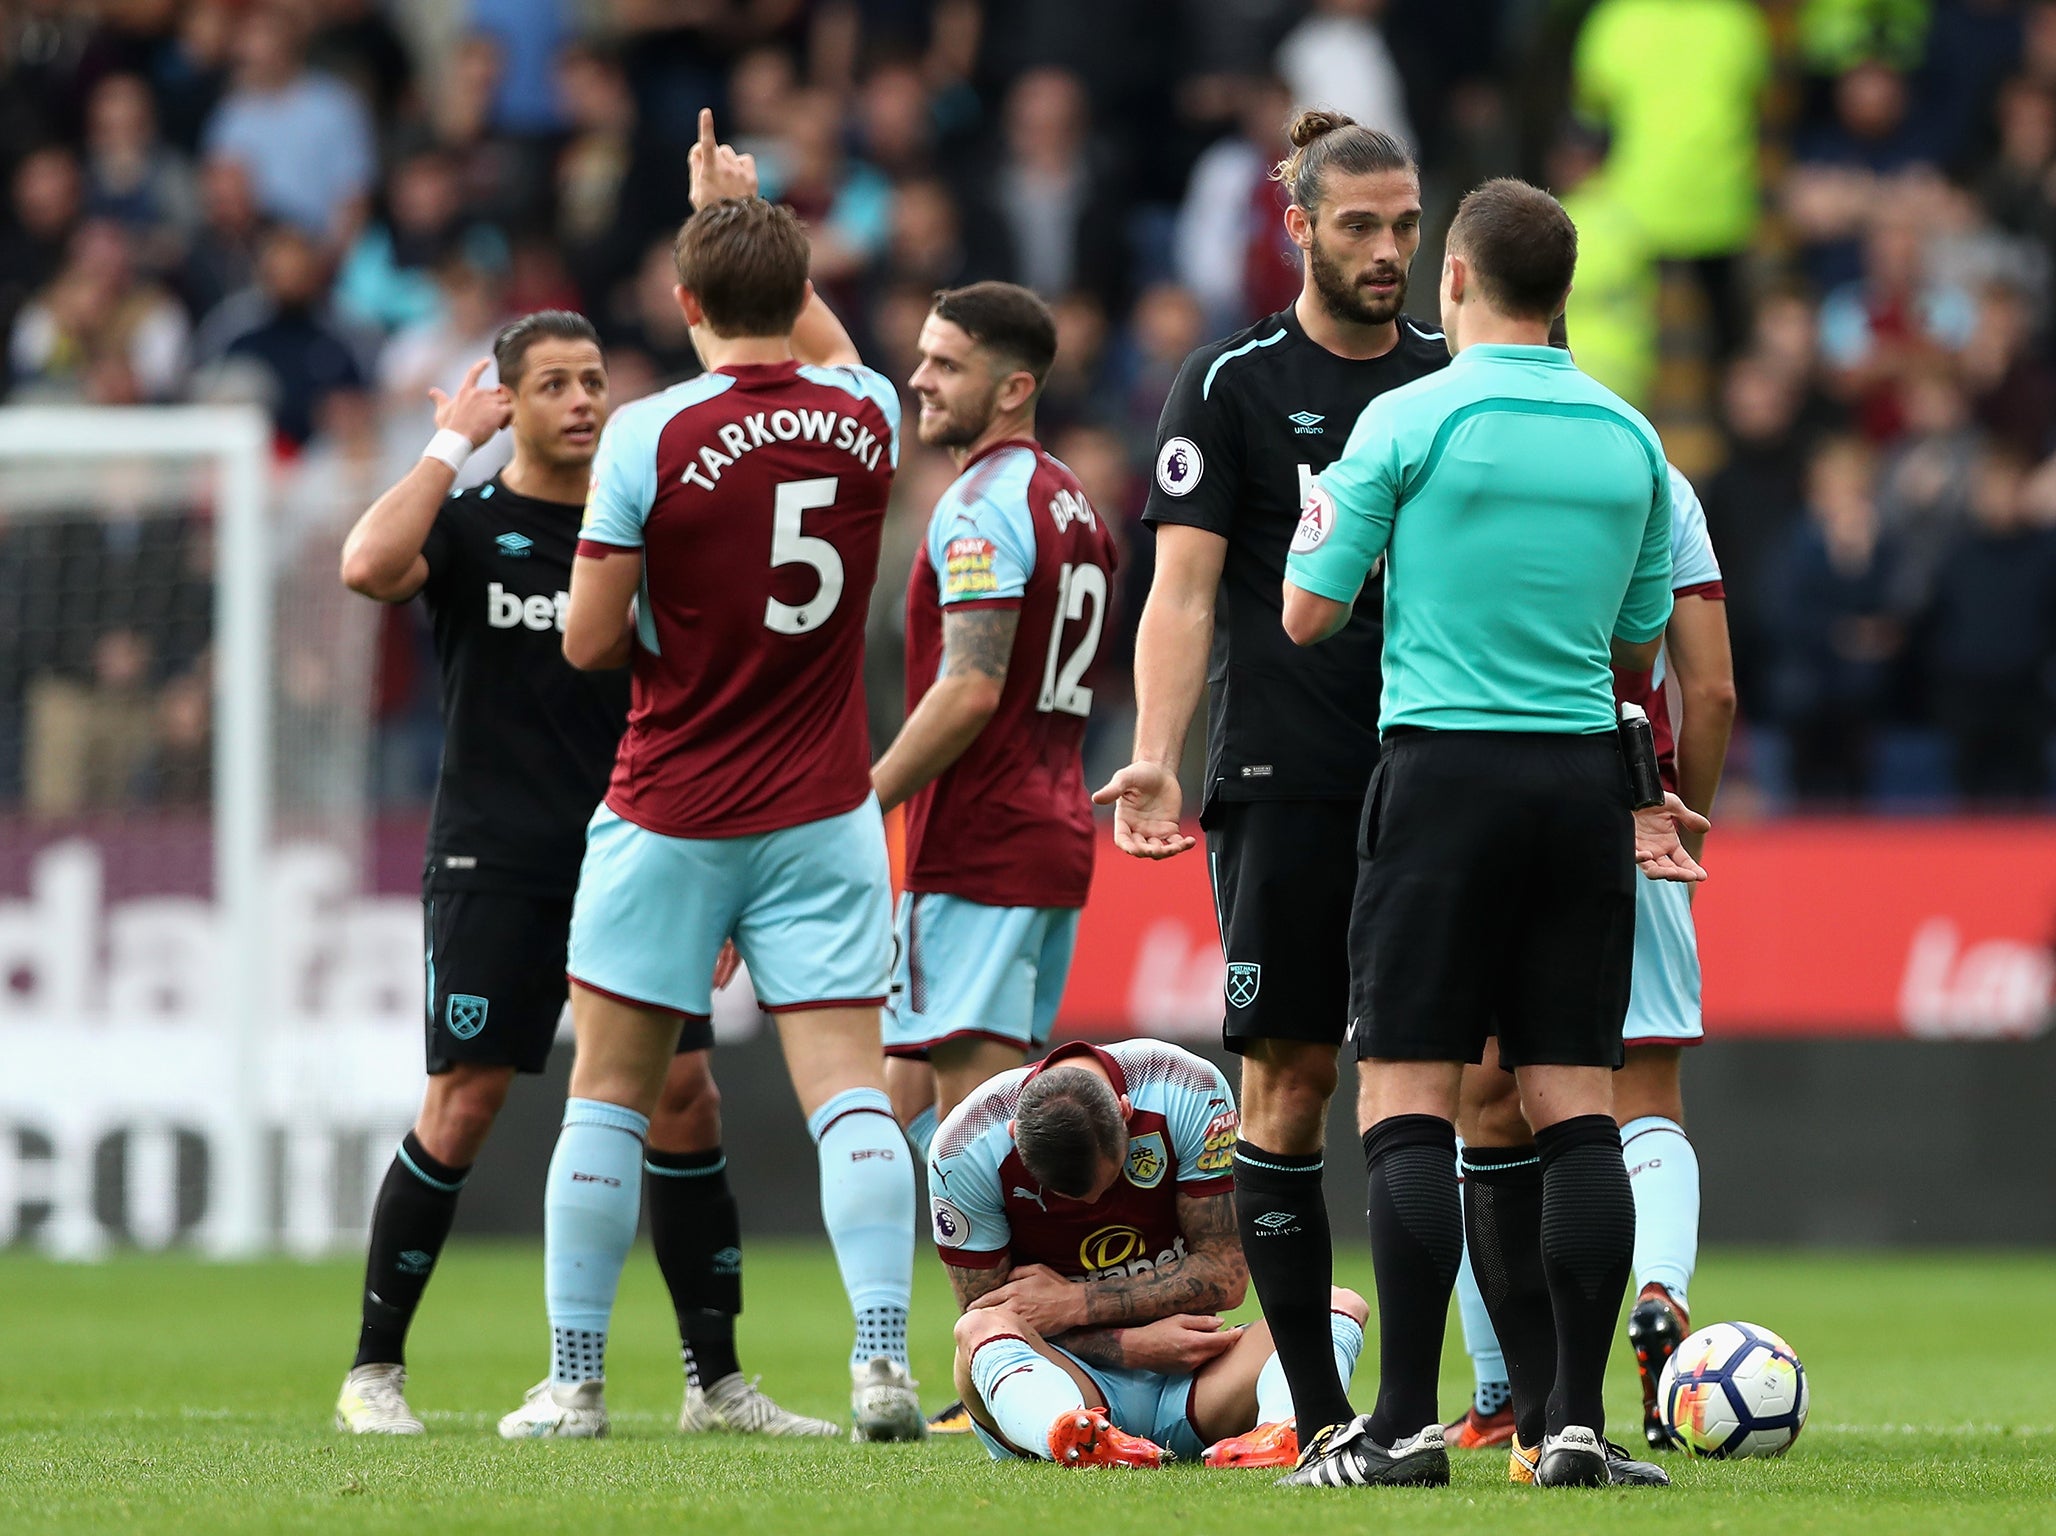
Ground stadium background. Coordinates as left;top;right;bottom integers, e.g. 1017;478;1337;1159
0;0;2053;1257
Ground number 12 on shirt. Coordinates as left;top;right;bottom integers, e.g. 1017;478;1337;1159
1037;561;1105;717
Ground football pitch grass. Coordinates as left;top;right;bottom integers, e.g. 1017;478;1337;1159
4;1244;2051;1535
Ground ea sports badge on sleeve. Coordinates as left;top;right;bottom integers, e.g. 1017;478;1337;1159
1291;482;1335;554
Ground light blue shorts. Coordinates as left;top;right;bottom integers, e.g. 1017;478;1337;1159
1624;873;1703;1045
566;798;892;1019
882;891;1079;1058
972;1349;1204;1462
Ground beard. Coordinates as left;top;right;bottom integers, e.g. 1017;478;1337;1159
916;386;1000;449
1309;235;1409;327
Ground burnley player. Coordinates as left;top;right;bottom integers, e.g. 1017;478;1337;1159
1448;451;1735;1462
1093;109;1447;1460
872;281;1117;1157
499;117;919;1441
932;1040;1367;1468
335;313;828;1438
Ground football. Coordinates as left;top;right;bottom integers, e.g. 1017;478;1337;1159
1659;1321;1810;1458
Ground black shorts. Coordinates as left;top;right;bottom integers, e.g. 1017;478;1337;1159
1201;798;1362;1053
1348;729;1634;1071
424;891;712;1074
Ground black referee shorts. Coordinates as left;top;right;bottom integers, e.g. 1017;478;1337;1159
1200;798;1361;1054
1348;729;1634;1071
424;891;712;1075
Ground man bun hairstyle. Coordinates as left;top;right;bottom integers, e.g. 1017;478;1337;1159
1014;1067;1126;1200
1272;107;1415;217
1447;177;1579;322
931;280;1058;389
494;309;601;387
673;196;812;338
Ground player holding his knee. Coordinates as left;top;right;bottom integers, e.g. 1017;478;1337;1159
335;312;825;1437
499;113;920;1442
1448;454;1734;1462
934;1039;1366;1469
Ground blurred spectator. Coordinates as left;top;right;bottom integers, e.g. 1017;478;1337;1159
1109;282;1205;457
421;34;548;235
880;177;970;293
961;68;1129;313
1706;353;1814;706
1963;278;2056;457
856;59;940;180
1037;290;1112;437
25;627;158;819
1574;0;1771;359
1876;361;1980;607
765;87;892;287
728;46;798;170
176;155;262;321
81;73;196;274
1819;209;1978;440
202;2;374;243
152;666;212;808
197;223;367;446
336;149;509;334
0;145;82;345
1174;74;1296;332
1553;122;1657;409
1787;60;1949;291
1922;443;2056;803
554;41;687;313
1773;436;1905;802
470;0;572;137
605;238;702;387
149;0;234;153
10;220;189;403
1978;76;2056;248
378;257;510;465
1274;0;1414;150
306;0;416;125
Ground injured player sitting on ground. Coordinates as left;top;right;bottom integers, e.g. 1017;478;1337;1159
930;1038;1368;1468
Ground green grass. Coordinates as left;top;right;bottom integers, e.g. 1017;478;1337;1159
3;1244;2052;1534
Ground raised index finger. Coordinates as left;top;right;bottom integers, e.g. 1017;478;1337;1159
461;356;491;391
699;106;719;158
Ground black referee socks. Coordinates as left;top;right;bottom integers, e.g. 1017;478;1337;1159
353;1132;470;1369
645;1146;744;1387
1361;1115;1463;1446
1536;1114;1636;1438
1232;1143;1356;1437
1462;1142;1553;1449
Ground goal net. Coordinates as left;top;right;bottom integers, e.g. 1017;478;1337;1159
0;406;420;1257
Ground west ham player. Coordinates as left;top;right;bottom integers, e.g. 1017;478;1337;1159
1447;451;1735;1462
1093;109;1447;1459
872;282;1117;1161
335;312;827;1437
499;116;920;1441
932;1040;1368;1468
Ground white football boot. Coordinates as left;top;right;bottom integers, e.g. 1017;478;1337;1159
496;1379;609;1440
334;1363;424;1435
679;1373;841;1437
850;1356;927;1442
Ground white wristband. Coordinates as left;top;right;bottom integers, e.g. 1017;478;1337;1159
422;428;475;474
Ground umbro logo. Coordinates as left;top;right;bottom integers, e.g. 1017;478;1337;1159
1288;411;1325;434
1253;1210;1299;1235
495;532;533;557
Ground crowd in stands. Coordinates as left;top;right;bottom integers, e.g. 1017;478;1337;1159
2;0;2054;817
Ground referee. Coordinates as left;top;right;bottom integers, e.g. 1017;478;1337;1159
333;311;830;1439
1279;178;1706;1489
1094;108;1446;1459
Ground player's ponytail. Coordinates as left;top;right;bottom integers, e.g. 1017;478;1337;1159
1272;107;1415;218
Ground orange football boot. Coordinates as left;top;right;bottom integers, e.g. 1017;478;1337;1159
1202;1419;1299;1469
1047;1408;1169;1468
1443;1404;1517;1449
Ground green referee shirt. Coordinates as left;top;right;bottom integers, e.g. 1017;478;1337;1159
1285;342;1672;735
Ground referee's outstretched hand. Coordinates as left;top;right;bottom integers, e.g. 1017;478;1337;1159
1635;792;1711;883
1093;762;1198;860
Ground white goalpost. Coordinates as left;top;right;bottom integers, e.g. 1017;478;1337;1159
0;405;418;1258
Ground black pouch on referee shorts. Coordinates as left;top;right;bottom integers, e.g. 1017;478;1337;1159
1356;754;1390;862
